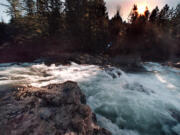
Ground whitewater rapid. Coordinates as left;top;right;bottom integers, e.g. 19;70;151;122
0;62;180;135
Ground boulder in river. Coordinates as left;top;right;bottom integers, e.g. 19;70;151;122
0;81;111;135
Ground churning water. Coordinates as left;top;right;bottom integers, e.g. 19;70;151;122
0;61;180;135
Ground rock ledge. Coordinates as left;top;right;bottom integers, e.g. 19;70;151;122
0;81;111;135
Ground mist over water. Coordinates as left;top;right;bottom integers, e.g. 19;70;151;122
0;61;180;135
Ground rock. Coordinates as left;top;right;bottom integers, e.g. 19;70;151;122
173;62;180;69
39;108;52;120
170;109;180;122
0;81;111;135
172;124;180;135
111;55;145;72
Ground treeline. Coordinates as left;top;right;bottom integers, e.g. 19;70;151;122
109;4;180;60
0;0;109;53
0;0;180;61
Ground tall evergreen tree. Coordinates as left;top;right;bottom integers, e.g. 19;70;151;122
172;4;180;31
144;7;150;20
36;0;48;16
109;9;123;40
158;4;170;26
172;4;180;52
65;0;109;52
47;0;63;35
0;22;9;45
129;4;138;23
87;0;109;52
109;8;124;51
6;0;22;19
137;7;150;24
23;0;35;16
149;6;159;23
111;9;122;23
65;0;88;36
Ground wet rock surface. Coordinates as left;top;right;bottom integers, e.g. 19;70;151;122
0;81;111;135
0;52;146;73
43;53;145;72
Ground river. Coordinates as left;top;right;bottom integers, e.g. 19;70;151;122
0;62;180;135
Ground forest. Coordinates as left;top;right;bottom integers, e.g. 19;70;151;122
0;0;180;61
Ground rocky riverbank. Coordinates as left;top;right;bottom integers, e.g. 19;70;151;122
34;53;145;72
0;81;111;135
0;42;145;72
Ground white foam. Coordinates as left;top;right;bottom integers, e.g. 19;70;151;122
172;124;180;135
0;62;180;135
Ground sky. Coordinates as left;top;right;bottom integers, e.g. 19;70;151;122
0;0;10;22
106;0;180;19
0;0;179;22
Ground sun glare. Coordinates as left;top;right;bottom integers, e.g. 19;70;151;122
138;4;147;14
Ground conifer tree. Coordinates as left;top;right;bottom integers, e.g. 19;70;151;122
47;0;63;35
65;0;88;36
144;7;150;20
64;0;109;52
172;4;180;45
111;9;122;23
6;0;22;19
158;4;170;26
88;0;109;52
109;9;123;40
24;0;35;16
149;6;159;23
138;7;150;24
129;4;138;23
36;0;48;16
172;4;180;30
